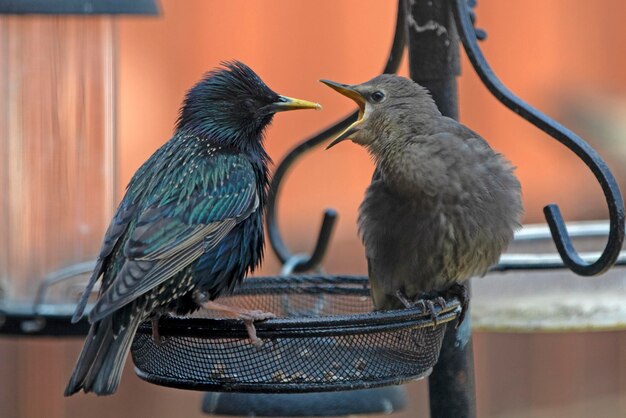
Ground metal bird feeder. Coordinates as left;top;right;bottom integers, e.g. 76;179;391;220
2;7;98;333
0;4;159;338
0;1;158;336
2;1;625;418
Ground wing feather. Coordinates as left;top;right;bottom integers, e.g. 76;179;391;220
87;154;259;323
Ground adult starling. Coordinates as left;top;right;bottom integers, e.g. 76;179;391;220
65;61;320;396
321;75;522;321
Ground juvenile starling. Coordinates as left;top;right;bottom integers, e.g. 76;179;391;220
321;75;522;320
65;61;320;396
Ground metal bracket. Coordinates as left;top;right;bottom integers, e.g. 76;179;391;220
452;0;625;276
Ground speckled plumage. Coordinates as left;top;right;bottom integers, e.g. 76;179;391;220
65;61;314;396
323;75;523;312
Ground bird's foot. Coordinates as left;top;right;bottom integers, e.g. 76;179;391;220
412;297;446;326
239;311;276;348
395;290;446;325
440;283;469;328
201;301;275;347
236;309;276;322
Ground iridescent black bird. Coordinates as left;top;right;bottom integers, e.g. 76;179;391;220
65;61;320;396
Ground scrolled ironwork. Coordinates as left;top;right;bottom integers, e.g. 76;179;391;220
452;0;625;276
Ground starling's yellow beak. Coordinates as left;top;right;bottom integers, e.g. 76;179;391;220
269;95;322;112
320;79;367;149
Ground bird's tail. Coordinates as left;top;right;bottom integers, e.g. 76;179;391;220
64;310;143;396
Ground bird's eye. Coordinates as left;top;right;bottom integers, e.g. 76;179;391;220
371;91;385;103
243;98;256;109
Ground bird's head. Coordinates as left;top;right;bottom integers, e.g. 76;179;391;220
176;61;321;149
320;74;440;152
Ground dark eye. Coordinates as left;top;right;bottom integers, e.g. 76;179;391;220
243;98;256;110
371;91;385;103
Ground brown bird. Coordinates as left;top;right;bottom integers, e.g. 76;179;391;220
321;75;522;322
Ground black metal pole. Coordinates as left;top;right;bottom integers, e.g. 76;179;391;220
406;1;476;417
407;0;460;118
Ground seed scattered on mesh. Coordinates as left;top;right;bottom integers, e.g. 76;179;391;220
354;358;367;371
324;371;338;381
291;372;307;382
210;362;227;378
272;370;288;382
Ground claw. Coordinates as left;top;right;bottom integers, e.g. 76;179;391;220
425;300;437;326
441;283;469;328
238;309;276;322
242;319;267;347
240;310;276;347
413;299;428;312
425;296;447;326
433;296;447;310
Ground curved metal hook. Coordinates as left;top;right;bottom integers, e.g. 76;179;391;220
266;0;408;272
452;0;625;276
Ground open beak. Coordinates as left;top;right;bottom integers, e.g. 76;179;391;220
268;95;322;112
320;79;366;149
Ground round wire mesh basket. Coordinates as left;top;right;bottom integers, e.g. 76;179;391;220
131;275;461;393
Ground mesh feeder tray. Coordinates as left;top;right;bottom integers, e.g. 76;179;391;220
131;275;461;393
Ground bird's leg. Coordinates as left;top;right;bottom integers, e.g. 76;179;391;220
151;315;162;346
395;290;415;309
440;282;469;328
199;300;275;347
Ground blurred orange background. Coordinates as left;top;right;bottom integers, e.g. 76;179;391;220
1;1;626;417
117;0;625;278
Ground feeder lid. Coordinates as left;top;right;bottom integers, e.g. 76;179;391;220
0;0;159;15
